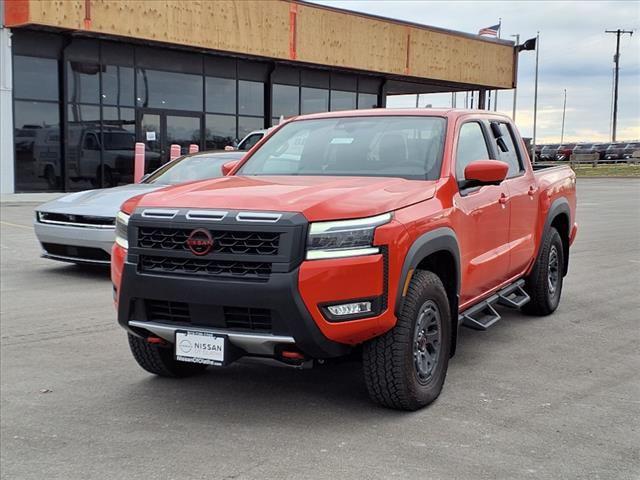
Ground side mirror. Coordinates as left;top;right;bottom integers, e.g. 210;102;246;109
463;160;508;186
221;160;240;176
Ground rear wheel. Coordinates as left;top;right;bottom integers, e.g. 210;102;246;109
128;334;208;377
363;270;451;410
522;227;564;316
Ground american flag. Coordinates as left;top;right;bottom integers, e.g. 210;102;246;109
478;24;500;36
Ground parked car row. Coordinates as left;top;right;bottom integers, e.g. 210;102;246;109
534;141;640;162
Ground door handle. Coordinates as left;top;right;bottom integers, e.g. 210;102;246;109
528;186;537;196
499;193;509;205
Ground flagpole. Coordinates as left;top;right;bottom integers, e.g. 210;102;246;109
531;31;540;162
494;19;501;111
511;33;520;120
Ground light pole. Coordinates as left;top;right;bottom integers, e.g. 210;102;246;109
560;89;567;144
531;32;540;162
510;34;520;120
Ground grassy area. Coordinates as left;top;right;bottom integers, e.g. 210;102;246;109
571;163;640;178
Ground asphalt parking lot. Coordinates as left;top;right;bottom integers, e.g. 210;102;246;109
1;178;639;480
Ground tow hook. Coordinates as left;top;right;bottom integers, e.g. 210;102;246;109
146;336;168;346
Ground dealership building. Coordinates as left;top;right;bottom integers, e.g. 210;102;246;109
0;0;516;194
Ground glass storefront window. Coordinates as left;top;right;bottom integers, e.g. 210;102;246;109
14;100;61;192
330;90;356;111
66;104;103;190
13;56;59;101
239;80;264;116
273;84;299;118
238;116;264;140
136;68;203;111
301;87;329;114
102;107;136;185
206;77;236;114
206;114;236;150
358;93;378;109
67;61;101;104
102;65;134;106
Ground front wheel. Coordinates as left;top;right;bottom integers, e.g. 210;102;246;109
128;334;208;378
363;270;451;410
522;226;564;316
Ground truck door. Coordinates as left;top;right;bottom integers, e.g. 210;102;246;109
453;121;511;306
489;121;538;278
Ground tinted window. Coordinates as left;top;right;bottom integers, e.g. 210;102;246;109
239;116;446;180
67;61;100;104
145;154;230;185
331;90;356;111
273;84;299;118
14;100;61;192
66;104;102;191
358;92;378;109
136;68;203;111
238;133;263;151
13;56;59;101
301;87;329;114
492;122;523;177
206;114;236;150
456;122;490;180
238;80;264;116
206;76;236;114
102;65;134;106
238;116;264;140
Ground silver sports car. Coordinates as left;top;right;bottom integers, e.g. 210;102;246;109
34;151;244;265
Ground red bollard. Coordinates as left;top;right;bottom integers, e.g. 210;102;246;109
134;142;145;183
170;144;181;161
188;144;199;154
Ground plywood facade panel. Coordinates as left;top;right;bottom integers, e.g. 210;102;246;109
4;0;515;89
295;4;407;76
409;27;514;88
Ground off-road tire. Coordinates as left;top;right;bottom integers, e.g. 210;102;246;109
128;334;208;377
522;227;564;316
363;270;451;410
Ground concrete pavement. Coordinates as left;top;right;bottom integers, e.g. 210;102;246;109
1;179;639;479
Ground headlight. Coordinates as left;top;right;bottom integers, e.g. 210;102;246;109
306;213;391;260
114;211;130;249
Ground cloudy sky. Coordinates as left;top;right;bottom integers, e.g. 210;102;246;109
313;1;640;143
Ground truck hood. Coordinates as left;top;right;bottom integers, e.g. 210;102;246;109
136;175;438;221
37;183;163;218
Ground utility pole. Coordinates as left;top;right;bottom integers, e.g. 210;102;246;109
510;34;520;120
605;29;633;142
560;89;567;144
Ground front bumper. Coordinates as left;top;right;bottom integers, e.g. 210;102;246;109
34;220;114;265
118;259;353;358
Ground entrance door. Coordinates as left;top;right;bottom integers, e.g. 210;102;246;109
138;110;203;172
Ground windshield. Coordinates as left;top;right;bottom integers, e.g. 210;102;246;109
145;154;237;185
238;116;446;180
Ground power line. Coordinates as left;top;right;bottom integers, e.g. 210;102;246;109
605;29;634;142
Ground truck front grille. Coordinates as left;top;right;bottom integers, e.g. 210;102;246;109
140;255;272;279
146;300;190;323
144;300;272;331
137;227;280;256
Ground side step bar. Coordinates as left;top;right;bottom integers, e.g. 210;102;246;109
459;279;530;331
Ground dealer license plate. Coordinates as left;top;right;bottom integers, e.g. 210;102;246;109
175;330;225;366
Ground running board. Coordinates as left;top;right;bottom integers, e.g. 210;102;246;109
459;279;530;331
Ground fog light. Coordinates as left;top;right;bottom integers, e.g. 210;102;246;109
327;301;372;317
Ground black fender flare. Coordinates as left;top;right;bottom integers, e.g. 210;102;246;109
394;227;461;317
537;197;571;274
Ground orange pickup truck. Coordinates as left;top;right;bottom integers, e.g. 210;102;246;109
112;109;577;410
